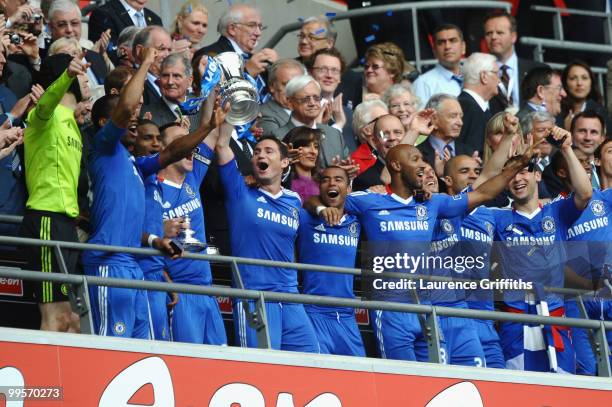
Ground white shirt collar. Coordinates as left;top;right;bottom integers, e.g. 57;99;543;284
120;0;142;18
146;72;161;97
227;37;246;55
258;188;283;199
161;178;183;189
514;206;541;219
162;96;184;118
463;88;489;112
390;193;413;205
290;116;316;129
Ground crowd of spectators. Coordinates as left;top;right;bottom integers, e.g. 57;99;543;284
0;0;610;376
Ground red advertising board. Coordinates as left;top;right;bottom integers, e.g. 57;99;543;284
0;335;610;406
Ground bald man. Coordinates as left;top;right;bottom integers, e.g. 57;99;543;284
306;144;536;363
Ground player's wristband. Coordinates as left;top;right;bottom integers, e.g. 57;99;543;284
315;206;327;216
148;234;159;248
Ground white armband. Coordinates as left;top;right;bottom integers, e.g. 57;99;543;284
147;234;159;248
315;206;327;216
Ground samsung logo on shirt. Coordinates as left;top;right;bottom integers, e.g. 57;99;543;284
430;234;458;252
461;227;493;243
505;235;556;246
567;217;608;239
313;233;358;247
163;198;202;220
257;208;298;229
380;220;428;232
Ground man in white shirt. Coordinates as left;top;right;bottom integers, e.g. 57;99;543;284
457;53;499;154
412;24;465;107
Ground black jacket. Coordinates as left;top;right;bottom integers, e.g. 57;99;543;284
457;90;492;155
88;0;163;43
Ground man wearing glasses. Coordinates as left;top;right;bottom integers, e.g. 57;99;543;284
309;47;357;153
517;66;566;121
272;74;348;166
296;16;336;65
195;3;277;80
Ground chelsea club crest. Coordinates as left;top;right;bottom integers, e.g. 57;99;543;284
590;200;605;217
184;183;196;198
348;222;358;237
542;216;556;234
416;205;428;220
440;219;454;235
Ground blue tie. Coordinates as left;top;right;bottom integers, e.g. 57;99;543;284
451;75;463;87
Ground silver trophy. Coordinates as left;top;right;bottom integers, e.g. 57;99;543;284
175;215;206;252
214;52;260;126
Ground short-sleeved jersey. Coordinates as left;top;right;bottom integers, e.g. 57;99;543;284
565;189;612;280
344;191;468;242
430;212;465;306
24;71;81;217
137;175;165;275
83;121;161;266
158;143;213;284
460;206;496;310
491;197;581;310
219;159;301;292
298;210;360;314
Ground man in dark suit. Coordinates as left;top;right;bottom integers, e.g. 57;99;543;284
457;52;499;155
483;10;547;115
271;75;348;166
260;59;305;136
131;26;172;105
88;0;163;44
141;53;202;131
194;4;277;82
418;94;474;168
516;66;566;121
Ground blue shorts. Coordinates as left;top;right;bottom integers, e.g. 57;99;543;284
473;319;505;368
234;300;319;353
85;264;151;339
172;293;226;345
439;315;486;367
371;310;447;363
306;309;365;357
143;270;170;341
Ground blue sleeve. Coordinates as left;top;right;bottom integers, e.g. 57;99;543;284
551;194;582;232
437;193;469;219
192;142;214;185
143;180;163;237
218;158;247;202
344;191;373;216
136;153;162;178
92;121;126;155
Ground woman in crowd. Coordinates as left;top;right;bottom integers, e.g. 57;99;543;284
382;83;422;143
283;126;322;202
560;60;607;130
483;111;524;163
171;0;209;53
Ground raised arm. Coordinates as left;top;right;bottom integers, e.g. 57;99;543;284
111;48;157;129
214;104;236;166
34;52;90;121
158;93;218;169
473;113;518;189
466;145;535;210
553;126;592;209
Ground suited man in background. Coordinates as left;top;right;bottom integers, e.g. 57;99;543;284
259;59;305;136
131;26;172;105
516;66;566;120
457;52;499;155
483;10;546;115
142;53;202;131
88;0;163;44
418;93;474;169
195;3;277;81
272;75;348;166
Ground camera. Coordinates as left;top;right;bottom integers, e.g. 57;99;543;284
31;14;42;22
9;33;22;45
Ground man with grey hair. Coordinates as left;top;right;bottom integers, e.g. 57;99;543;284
457;52;499;154
142;53;202;131
350;99;388;175
417;93;474;169
296;16;337;64
45;0;108;84
132;26;172;105
88;0;162;44
272;75;348;166
260;59;305;136
521;110;555;199
116;26;141;68
195;3;277;80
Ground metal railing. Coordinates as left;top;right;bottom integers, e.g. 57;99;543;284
0;231;611;376
264;1;511;72
530;5;612;45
